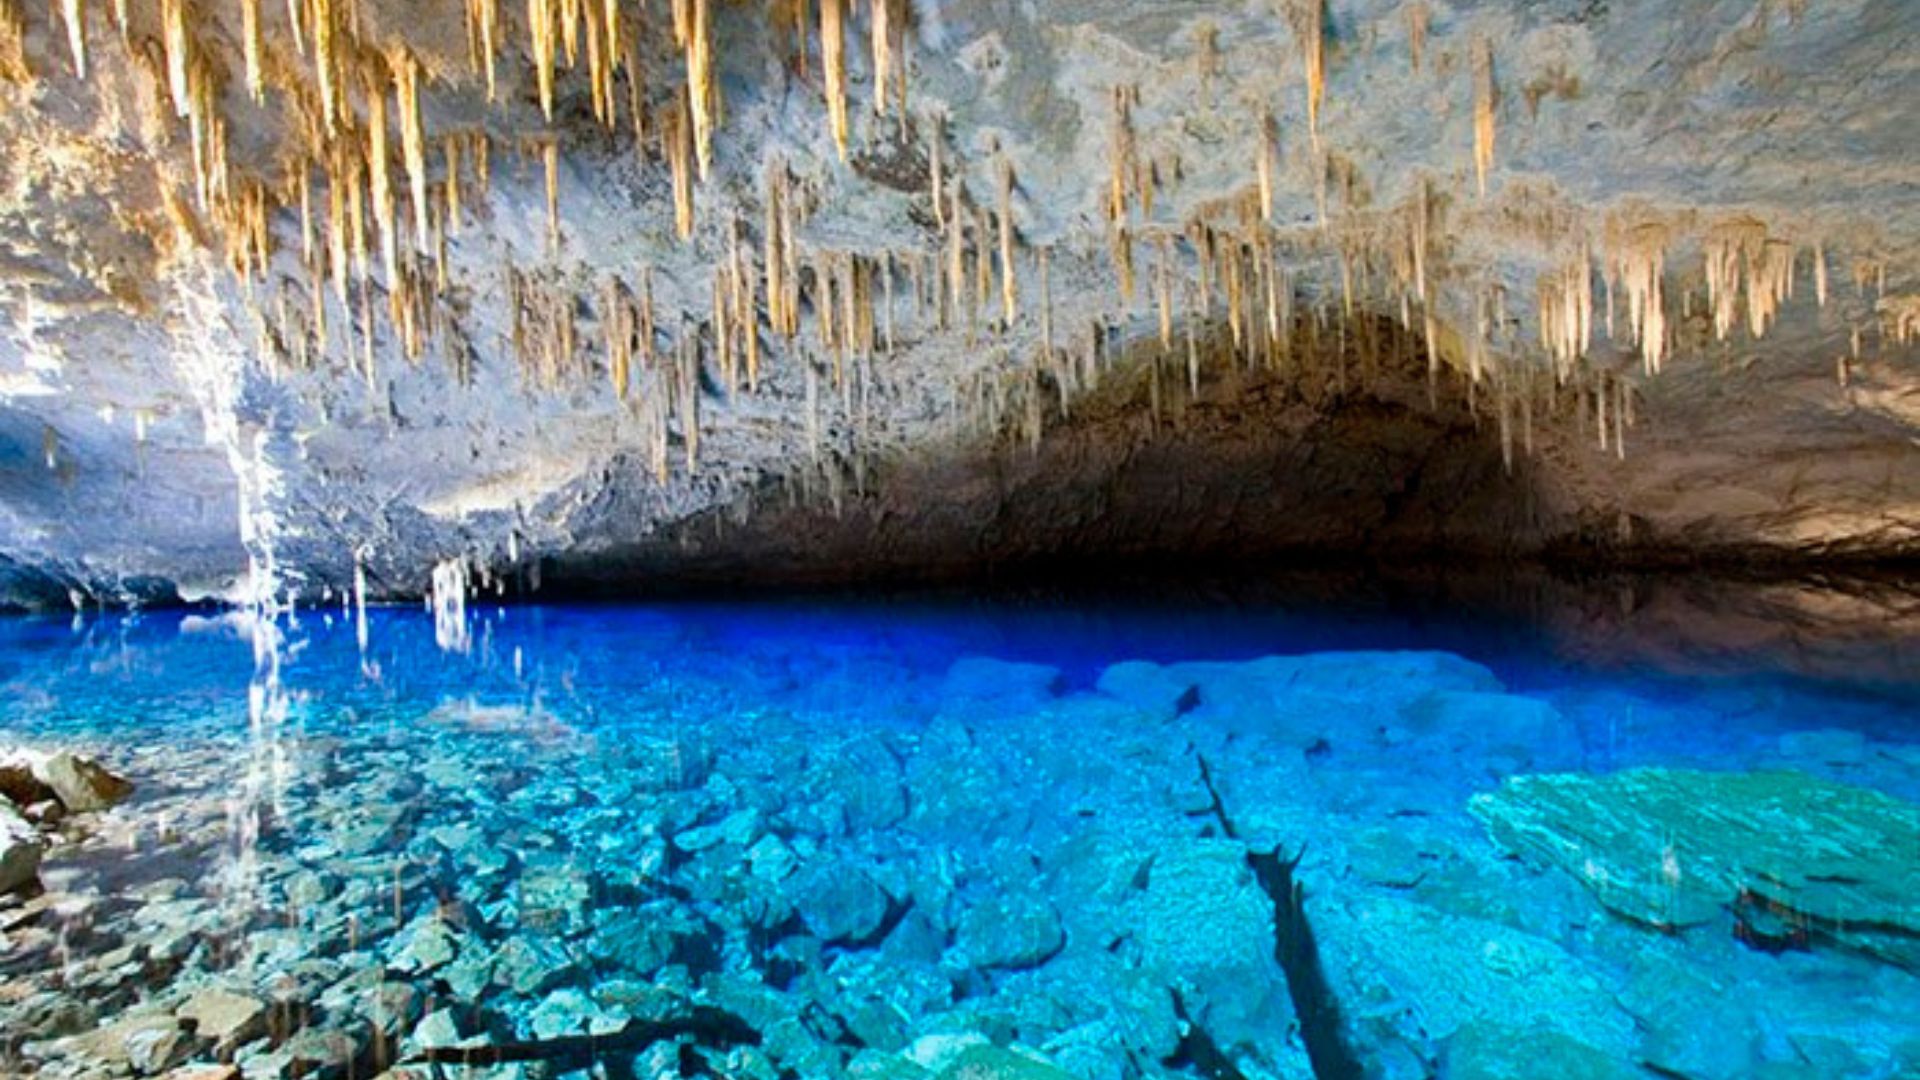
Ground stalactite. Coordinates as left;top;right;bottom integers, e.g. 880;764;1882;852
688;0;717;178
366;58;399;285
1156;235;1174;349
1609;219;1669;375
1276;0;1325;150
1538;248;1592;377
872;0;903;116
822;0;849;158
1813;241;1828;308
997;153;1017;325
1256;107;1277;223
530;0;557;119
62;0;86;79
1472;35;1496;197
1408;1;1428;71
929;111;946;231
1039;245;1053;367
540;136;561;251
239;0;265;100
668;89;695;239
1108;85;1138;224
445;135;463;237
394;48;430;252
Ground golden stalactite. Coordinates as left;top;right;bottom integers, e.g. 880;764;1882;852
871;0;903;117
61;0;85;79
1256;106;1277;223
162;0;191;115
314;0;341;132
1538;247;1592;377
538;135;561;251
688;0;717;179
0;0;30;84
530;0;557;120
821;0;848;158
444;134;463;236
364;56;399;285
1472;35;1496;197
240;0;264;101
559;0;582;65
465;0;500;101
283;0;303;56
667;86;695;239
1607;217;1669;375
1703;216;1767;342
1107;84;1137;224
392;47;430;252
1276;0;1325;151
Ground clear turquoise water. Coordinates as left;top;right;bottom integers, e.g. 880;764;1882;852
1;588;1917;1079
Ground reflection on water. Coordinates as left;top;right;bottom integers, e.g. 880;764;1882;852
0;574;1916;1080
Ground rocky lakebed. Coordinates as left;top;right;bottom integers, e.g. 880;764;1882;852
1;609;1918;1080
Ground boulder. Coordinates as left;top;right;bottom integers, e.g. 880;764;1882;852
176;988;268;1052
791;863;891;945
0;760;54;807
34;752;134;813
1471;768;1920;966
0;802;43;894
957;894;1064;971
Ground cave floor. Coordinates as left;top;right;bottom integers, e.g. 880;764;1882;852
1;583;1917;1080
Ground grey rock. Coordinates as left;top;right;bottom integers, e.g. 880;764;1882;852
0;802;43;895
33;753;135;813
177;989;268;1053
492;935;579;996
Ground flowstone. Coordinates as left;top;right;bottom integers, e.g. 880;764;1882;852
1471;769;1920;966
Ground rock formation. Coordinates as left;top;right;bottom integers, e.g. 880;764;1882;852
0;0;1913;605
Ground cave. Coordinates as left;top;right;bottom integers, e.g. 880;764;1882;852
1;1;1918;1078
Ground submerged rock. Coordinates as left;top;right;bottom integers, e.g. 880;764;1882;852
957;894;1064;971
0;801;43;894
791;863;891;945
1471;769;1920;965
940;658;1066;709
176;988;268;1053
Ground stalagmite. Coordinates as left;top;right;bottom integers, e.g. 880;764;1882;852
822;0;849;158
1472;36;1496;197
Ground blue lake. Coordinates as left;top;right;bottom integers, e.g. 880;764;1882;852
0;579;1916;1079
